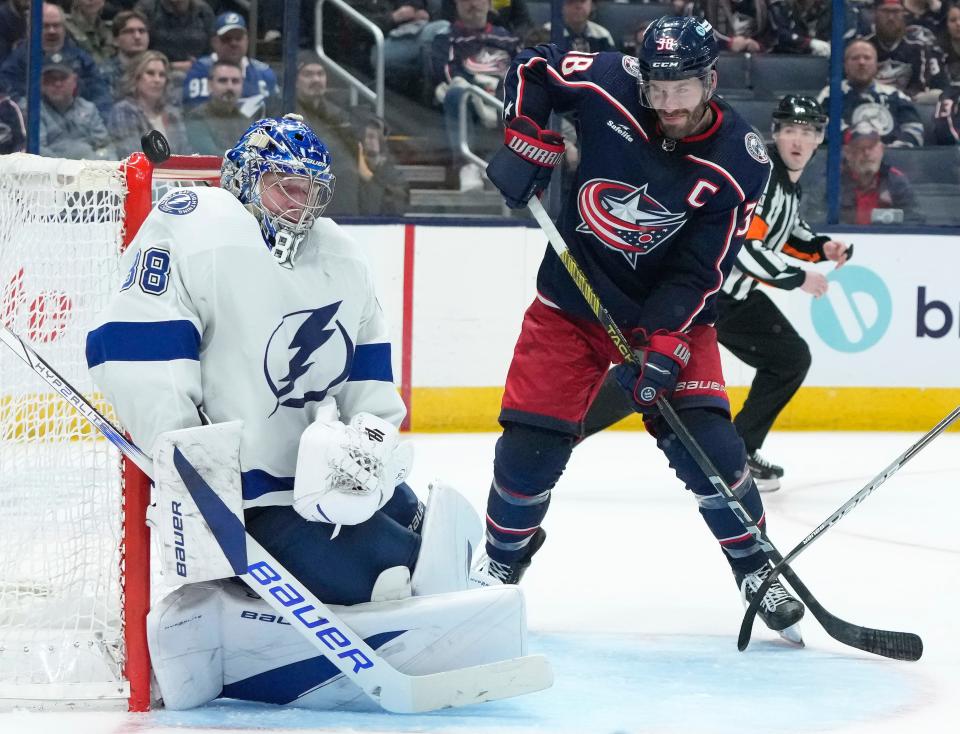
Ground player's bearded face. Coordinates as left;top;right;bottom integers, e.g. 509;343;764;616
774;123;822;171
642;74;714;139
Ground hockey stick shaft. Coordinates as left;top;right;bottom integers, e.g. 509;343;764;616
528;197;921;660
0;325;552;712
737;406;960;652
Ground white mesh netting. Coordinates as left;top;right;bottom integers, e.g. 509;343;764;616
0;154;220;707
0;155;130;702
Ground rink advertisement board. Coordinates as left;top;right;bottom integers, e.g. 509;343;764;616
349;224;958;431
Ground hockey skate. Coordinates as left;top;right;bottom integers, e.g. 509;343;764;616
736;564;805;645
470;528;547;587
747;450;784;492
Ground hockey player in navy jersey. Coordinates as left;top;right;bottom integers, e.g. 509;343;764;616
582;96;853;492
471;16;805;641
83;115;538;709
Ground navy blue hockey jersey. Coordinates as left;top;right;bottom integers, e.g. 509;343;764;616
504;46;772;338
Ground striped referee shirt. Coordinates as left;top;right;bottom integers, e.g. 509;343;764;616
721;146;829;301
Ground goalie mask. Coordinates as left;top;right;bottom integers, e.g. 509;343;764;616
222;113;335;267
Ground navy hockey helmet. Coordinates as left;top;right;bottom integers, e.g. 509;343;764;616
222;113;335;266
637;16;719;82
772;95;828;132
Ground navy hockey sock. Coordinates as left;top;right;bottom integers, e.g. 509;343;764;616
650;407;768;567
485;423;574;562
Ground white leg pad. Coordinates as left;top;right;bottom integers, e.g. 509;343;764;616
220;581;530;709
410;481;483;596
149;578;530;710
147;582;225;710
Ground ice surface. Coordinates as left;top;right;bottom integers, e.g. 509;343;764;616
2;429;957;734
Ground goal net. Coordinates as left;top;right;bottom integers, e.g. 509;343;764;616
0;153;221;711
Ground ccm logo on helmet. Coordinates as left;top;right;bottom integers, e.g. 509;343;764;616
651;61;681;68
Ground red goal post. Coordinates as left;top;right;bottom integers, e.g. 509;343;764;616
0;153;221;712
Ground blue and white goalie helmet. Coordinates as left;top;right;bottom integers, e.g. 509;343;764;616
222;113;335;266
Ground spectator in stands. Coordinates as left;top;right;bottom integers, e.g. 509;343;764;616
182;12;280;117
692;0;765;53
184;59;249;155
135;0;214;73
764;0;831;55
869;0;949;102
840;122;921;224
932;82;960;142
100;10;150;95
939;1;960;79
35;61;114;159
904;0;947;34
441;0;532;36
0;84;25;154
294;53;360;216
818;39;925;147
384;0;433;89
108;49;188;156
355;113;409;216
431;0;520;191
0;3;112;117
330;1;443;98
0;0;29;64
65;0;114;63
542;0;615;54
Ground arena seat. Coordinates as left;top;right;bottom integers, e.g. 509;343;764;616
884;146;960;185
750;54;830;98
717;53;751;95
727;98;777;139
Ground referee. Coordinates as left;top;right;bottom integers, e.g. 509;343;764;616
581;96;851;492
714;95;850;491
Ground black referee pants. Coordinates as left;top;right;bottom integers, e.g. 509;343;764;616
715;290;811;454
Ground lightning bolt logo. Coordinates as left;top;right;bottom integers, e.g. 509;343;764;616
263;302;354;416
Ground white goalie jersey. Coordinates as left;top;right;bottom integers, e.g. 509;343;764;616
86;186;405;508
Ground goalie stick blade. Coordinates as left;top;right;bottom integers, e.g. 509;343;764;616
380;654;554;713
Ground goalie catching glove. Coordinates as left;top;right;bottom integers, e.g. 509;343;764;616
613;332;691;409
293;412;413;526
485;116;564;209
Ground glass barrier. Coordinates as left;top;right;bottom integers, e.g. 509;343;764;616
4;0;960;226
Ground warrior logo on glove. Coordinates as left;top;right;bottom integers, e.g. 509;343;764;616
577;179;687;266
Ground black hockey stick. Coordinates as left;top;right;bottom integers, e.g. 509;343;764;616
737;406;960;652
527;197;922;660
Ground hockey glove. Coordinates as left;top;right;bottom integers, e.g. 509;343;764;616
613;332;691;409
485;116;564;209
293;412;413;527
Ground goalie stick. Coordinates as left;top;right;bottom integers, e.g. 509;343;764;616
736;405;960;652
527;196;922;661
0;324;553;712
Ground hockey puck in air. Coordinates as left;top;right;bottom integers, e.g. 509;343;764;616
141;130;171;164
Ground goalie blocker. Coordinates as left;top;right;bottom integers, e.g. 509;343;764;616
150;422;537;710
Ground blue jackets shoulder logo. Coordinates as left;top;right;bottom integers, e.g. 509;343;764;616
263;302;354;416
158;190;199;215
576;178;686;267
